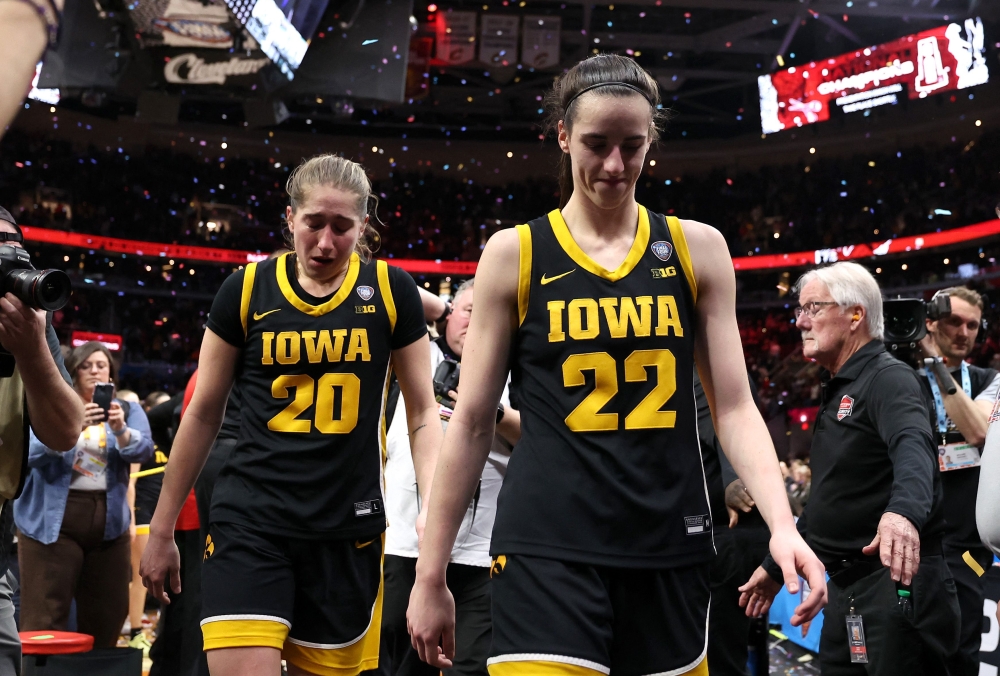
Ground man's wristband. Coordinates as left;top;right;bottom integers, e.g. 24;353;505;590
434;302;452;323
112;426;129;437
496;403;505;424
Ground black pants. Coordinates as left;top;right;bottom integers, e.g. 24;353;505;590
943;544;994;676
708;525;770;676
821;554;960;676
374;555;491;676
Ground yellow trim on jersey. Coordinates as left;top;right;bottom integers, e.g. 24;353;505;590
488;661;606;676
666;216;698;304
201;618;289;650
376;260;397;333
276;252;360;317
963;550;986;577
282;537;384;676
239;262;259;339
516;224;532;327
547;206;649;283
134;524;149;535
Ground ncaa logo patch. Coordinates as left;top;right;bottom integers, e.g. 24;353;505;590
650;240;673;262
837;395;854;421
356;285;375;301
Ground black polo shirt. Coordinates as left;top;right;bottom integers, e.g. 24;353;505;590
770;340;945;571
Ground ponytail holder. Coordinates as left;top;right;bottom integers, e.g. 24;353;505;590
566;82;654;110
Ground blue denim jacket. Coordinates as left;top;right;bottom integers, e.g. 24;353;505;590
14;400;154;544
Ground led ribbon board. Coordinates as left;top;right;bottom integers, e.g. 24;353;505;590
22;219;1000;275
759;18;988;134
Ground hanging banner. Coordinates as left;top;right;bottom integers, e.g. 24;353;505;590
128;0;234;49
480;15;519;67
435;11;477;65
406;37;434;99
521;15;560;69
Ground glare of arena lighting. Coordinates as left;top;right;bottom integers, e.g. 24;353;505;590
649;160;656;166
507;151;513;157
944;258;950;264
221;143;228;149
901;264;908;270
190;269;195;275
976;120;982;126
809;147;816;154
773;232;780;238
372;146;378;152
427;2;437;9
868;161;875;167
876;268;882;273
206;221;218;231
49;107;55;113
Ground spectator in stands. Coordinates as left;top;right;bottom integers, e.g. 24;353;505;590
14;341;153;648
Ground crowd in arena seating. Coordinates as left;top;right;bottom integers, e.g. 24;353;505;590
2;130;999;262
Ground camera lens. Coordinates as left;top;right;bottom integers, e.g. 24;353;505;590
5;268;71;311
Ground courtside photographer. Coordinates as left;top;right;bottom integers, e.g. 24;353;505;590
911;287;997;676
0;207;81;675
740;261;959;676
379;278;519;676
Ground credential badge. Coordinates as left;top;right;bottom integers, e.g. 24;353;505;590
651;240;673;262
837;395;854;421
356;285;375;301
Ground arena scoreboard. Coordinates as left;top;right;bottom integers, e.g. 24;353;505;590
759;18;989;134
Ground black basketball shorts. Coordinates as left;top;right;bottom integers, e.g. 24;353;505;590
200;521;384;676
487;553;710;676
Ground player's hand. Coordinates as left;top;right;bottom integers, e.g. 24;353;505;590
82;402;105;429
407;576;456;669
862;511;920;585
761;525;827;625
738;566;781;618
725;479;755;528
140;531;182;604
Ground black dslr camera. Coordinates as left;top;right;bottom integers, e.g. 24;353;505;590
0;236;72;378
433;359;460;409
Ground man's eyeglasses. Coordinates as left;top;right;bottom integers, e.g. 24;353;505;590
794;301;839;319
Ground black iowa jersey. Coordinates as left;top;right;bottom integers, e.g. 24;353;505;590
206;252;426;540
492;206;713;567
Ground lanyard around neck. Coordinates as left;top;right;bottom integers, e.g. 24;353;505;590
927;361;971;435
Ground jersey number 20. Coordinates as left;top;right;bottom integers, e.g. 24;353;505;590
563;349;676;432
268;373;360;434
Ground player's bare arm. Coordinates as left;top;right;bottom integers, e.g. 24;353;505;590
407;227;519;668
140;329;238;603
684;218;827;624
392;334;445;518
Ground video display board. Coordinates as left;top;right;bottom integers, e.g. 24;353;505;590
223;0;329;79
759;18;988;134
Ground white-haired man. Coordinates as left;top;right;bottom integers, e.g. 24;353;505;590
740;262;959;676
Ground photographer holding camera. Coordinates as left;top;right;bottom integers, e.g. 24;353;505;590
740;262;959;676
915;287;998;676
378;278;519;676
0;207;82;675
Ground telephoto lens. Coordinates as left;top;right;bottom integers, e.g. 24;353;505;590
5;268;72;311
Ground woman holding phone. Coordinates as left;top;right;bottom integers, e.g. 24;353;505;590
14;340;154;647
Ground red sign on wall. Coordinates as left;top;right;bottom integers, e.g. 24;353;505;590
71;331;123;351
759;18;988;134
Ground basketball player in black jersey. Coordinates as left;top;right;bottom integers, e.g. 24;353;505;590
140;154;443;676
408;55;828;676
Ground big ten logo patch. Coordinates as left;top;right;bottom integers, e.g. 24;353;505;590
651;267;677;279
355;305;377;314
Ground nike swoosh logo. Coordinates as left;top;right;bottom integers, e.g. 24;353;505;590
540;270;576;285
355;538;376;549
253;309;281;320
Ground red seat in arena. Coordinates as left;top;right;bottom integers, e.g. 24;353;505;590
19;631;94;655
